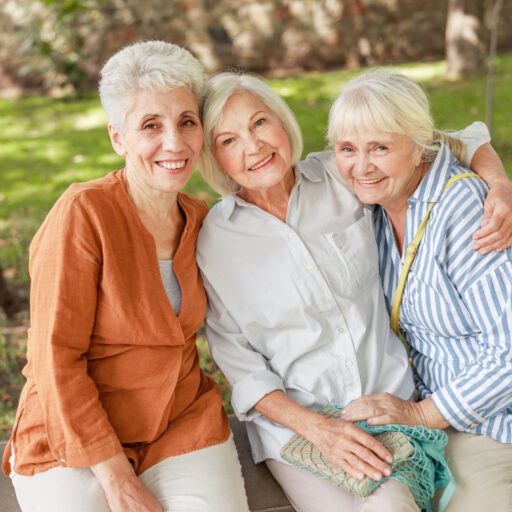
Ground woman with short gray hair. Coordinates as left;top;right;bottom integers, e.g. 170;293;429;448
3;42;249;512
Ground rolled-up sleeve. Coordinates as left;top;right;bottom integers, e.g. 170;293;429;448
28;195;122;468
431;262;512;432
202;276;286;421
452;121;491;168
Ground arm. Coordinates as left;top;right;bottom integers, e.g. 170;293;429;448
29;195;160;511
469;144;512;253
203;279;392;480
345;183;512;433
455;122;512;253
255;390;392;481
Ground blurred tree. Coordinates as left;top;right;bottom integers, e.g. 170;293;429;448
0;266;16;319
445;0;486;78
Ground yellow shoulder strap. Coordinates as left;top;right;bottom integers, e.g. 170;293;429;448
390;173;480;354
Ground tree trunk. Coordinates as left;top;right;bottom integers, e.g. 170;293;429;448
445;0;486;78
0;265;16;319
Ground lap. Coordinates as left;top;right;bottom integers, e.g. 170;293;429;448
432;428;512;512
12;435;249;512
266;459;419;512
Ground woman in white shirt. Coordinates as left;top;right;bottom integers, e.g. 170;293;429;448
196;72;510;512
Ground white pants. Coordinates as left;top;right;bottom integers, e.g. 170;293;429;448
266;459;419;512
432;429;512;512
11;435;249;512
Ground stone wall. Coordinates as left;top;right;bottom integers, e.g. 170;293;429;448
1;0;511;93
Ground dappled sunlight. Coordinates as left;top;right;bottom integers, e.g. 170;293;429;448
73;107;108;130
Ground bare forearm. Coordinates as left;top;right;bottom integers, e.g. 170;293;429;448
470;143;508;186
414;397;450;430
253;390;326;446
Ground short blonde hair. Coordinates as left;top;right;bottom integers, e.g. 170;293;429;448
99;40;206;132
327;68;464;162
199;72;303;196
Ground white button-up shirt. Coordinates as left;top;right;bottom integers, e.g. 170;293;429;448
197;151;414;463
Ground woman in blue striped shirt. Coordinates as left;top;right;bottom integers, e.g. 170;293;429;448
334;70;512;512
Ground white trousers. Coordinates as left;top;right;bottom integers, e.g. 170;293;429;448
266;459;420;512
432;428;512;512
11;435;250;512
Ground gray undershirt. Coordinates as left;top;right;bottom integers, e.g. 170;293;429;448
158;259;182;315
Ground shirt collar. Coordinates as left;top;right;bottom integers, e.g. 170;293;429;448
217;162;320;221
409;142;456;205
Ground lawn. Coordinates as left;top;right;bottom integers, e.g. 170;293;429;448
1;54;511;438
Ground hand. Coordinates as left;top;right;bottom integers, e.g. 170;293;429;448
341;393;449;430
91;452;163;512
312;416;393;482
472;180;512;254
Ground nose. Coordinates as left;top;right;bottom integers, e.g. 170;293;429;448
353;151;371;176
245;133;264;155
161;125;186;153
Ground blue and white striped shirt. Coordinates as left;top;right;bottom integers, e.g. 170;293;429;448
375;143;512;443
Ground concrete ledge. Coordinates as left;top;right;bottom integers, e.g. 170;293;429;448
0;418;292;512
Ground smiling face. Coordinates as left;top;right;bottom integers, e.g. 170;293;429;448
109;87;203;196
212;91;293;196
335;131;424;213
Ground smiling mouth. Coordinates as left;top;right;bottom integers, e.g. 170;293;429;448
157;160;187;170
249;153;274;171
357;177;385;185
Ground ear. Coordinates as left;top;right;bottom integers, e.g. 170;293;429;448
413;145;423;168
108;124;127;157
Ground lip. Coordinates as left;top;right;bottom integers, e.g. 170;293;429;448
156;159;188;174
248;153;275;173
356;177;385;187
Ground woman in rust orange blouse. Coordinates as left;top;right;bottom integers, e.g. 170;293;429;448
2;41;249;512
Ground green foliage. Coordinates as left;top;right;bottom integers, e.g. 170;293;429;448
13;0;107;92
1;56;511;436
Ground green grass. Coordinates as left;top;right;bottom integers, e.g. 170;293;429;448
1;54;511;438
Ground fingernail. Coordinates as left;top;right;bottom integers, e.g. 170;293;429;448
384;467;392;476
386;456;393;464
373;473;382;481
356;472;364;480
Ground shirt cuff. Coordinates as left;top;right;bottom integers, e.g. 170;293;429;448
452;121;491;168
431;387;486;432
55;434;123;468
231;370;286;421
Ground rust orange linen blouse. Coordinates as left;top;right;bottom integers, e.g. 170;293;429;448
2;170;229;477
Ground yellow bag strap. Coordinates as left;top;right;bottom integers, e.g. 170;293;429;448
390;173;480;353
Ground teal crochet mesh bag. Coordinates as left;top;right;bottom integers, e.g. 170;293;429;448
280;404;455;512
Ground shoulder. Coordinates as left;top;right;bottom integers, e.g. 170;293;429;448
439;164;488;212
177;191;210;223
56;170;124;215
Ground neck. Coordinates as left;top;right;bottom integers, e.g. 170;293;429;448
124;168;179;221
238;167;295;222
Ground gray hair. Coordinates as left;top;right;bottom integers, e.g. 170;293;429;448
327;68;464;162
198;72;303;196
99;40;206;132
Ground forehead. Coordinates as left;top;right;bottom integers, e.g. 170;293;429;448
338;131;411;147
125;87;199;120
219;91;273;124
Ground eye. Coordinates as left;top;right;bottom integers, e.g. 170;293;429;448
142;122;157;130
222;137;234;146
255;118;265;127
182;118;198;127
375;145;388;152
336;144;353;154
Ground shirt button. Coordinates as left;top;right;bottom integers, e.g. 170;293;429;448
345;360;353;368
306;265;313;271
288;233;294;239
337;327;345;334
469;422;478;429
60;458;66;463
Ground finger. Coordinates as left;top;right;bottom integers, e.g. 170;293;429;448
346;443;391;480
351;428;393;465
472;231;508;254
473;217;503;241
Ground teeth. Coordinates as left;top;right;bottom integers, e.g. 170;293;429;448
160;160;186;170
359;178;384;184
250;154;273;170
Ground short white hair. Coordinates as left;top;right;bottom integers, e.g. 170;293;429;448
327;68;464;161
99;40;206;132
198;72;303;196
